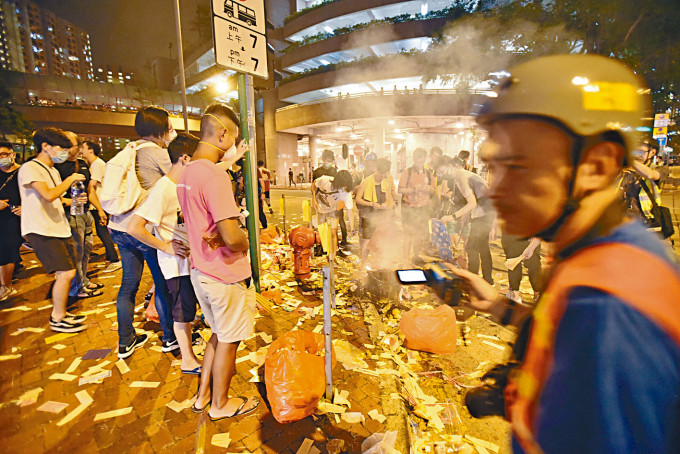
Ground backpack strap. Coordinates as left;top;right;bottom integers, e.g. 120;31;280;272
31;159;58;187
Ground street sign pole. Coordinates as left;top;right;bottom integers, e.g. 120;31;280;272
239;73;261;292
212;0;268;291
173;0;189;131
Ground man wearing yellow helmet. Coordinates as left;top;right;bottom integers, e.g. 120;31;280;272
447;54;680;453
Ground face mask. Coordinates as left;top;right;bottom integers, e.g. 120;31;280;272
323;162;332;169
222;144;237;162
51;149;70;164
163;129;178;147
0;157;12;167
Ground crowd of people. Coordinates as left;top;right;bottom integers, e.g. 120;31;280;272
2;104;260;419
1;53;679;451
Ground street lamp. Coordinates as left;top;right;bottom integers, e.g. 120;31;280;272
214;79;231;94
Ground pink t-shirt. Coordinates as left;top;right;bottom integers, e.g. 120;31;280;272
177;159;251;284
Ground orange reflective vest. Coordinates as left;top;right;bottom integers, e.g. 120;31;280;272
505;242;680;454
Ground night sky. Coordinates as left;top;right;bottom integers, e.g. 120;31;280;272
32;0;204;85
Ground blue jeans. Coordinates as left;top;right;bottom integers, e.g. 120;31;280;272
110;229;176;347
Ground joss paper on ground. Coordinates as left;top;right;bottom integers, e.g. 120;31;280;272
18;388;43;406
37;401;69;413
211;433;231;448
82;349;112;360
93;407;133;421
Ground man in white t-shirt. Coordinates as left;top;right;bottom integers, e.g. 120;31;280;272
18;128;88;333
127;133;201;374
312;170;355;259
80;140;121;272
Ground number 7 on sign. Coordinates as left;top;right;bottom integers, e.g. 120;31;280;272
250;34;257;48
252;58;259;71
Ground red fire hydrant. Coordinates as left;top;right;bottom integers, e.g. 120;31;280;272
289;226;320;280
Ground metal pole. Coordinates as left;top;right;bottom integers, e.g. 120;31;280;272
173;0;189;132
238;73;261;291
322;266;333;399
282;193;287;241
330;257;336;308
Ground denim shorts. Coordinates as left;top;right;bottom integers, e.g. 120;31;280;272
166;275;199;323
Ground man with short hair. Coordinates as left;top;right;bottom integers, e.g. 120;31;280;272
427;146;443;171
312;149;349;246
18;128;88;332
312;169;354;259
457;149;473;171
436;155;494;284
81;140;121;272
355;158;397;261
55;132;102;299
447;55;680;452
178;104;258;419
288;168;295;187
398;147;434;260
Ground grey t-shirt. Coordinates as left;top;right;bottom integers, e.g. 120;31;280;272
135;141;171;190
451;168;489;219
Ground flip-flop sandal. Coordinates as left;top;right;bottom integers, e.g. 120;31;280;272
191;399;210;413
209;396;259;421
182;366;202;375
87;283;104;290
77;289;103;298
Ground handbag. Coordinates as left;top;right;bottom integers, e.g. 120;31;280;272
640;180;675;239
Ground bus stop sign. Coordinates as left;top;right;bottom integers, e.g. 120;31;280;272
212;0;268;79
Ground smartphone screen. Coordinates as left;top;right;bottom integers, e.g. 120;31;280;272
396;269;428;284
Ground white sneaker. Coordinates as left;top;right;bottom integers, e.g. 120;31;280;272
103;262;122;273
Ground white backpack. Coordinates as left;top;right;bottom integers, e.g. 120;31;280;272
100;141;144;216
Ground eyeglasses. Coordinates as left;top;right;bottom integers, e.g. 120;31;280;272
0;151;14;158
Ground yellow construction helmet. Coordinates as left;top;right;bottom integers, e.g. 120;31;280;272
477;54;651;162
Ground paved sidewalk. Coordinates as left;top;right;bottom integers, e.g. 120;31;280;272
0;243;389;453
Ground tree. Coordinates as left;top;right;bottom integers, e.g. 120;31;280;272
429;0;680;119
0;78;35;145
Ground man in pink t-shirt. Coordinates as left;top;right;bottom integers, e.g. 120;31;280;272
177;104;258;420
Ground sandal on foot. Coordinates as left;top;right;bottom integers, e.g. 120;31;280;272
182;366;202;375
77;289;103;298
191;392;210;413
209;396;259;421
87;283;104;290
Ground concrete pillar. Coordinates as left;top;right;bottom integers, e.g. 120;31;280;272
262;89;279;173
310;134;319;170
374;126;385;158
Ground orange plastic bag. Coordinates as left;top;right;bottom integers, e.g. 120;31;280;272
265;331;335;423
261;288;283;305
399;305;458;354
145;291;160;323
260;225;282;244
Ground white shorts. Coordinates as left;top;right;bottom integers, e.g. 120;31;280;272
190;268;256;343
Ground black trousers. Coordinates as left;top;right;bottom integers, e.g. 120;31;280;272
91;209;119;263
501;234;541;292
259;200;268;229
466;214;494;284
338;208;347;244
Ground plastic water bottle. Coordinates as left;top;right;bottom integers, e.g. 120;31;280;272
70;181;85;216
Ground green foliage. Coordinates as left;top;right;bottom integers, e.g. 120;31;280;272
283;6;468;53
284;0;341;24
0;79;34;144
